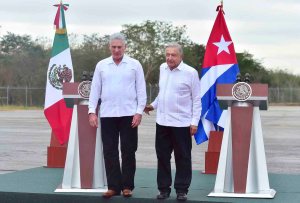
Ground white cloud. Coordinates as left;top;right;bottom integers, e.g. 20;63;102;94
0;0;299;75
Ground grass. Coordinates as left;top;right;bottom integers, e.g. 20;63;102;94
0;105;43;111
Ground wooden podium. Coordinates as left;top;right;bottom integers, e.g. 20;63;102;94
55;82;107;192
203;131;223;174
208;83;276;198
47;131;67;168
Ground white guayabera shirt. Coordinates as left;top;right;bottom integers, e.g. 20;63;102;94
89;55;146;117
151;61;202;127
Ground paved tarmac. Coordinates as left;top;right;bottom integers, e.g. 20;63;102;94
0;106;299;175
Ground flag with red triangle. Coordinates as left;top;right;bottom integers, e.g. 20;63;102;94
195;4;240;144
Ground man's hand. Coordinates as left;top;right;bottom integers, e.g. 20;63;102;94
190;125;198;136
144;105;154;115
132;113;142;128
89;113;98;128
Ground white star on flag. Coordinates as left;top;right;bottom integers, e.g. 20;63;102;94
213;35;232;55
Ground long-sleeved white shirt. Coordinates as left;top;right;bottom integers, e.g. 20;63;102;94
151;61;201;127
88;55;147;117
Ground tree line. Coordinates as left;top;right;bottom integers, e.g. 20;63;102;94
1;20;300;88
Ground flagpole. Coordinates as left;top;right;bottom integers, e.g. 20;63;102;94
216;0;225;14
217;0;223;133
217;0;224;13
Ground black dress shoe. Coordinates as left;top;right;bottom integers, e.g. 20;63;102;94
176;193;187;201
122;189;133;197
156;191;170;199
102;190;120;198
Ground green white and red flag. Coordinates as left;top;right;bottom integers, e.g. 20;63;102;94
44;1;73;145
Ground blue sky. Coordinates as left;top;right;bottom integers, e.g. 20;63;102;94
1;0;299;75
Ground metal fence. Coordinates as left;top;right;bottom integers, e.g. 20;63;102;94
0;86;45;106
0;86;299;107
269;87;300;104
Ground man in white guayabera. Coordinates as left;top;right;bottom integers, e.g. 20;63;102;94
144;42;201;201
88;33;146;199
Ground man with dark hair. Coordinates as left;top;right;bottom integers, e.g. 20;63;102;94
145;42;201;201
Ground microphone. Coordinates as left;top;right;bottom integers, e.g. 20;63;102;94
81;71;88;81
244;73;251;83
236;73;242;83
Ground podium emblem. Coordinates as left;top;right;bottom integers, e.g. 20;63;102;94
232;82;252;101
78;81;92;98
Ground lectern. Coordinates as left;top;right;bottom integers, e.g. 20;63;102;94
55;81;107;192
208;83;276;198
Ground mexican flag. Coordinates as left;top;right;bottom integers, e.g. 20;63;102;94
44;2;73;145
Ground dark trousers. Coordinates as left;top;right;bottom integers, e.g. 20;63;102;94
155;123;192;194
100;116;137;192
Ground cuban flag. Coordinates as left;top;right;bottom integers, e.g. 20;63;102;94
194;5;240;144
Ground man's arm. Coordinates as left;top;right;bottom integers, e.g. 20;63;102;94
88;64;102;127
190;70;202;135
144;104;154;115
131;61;147;128
131;113;142;128
89;113;98;128
135;61;147;115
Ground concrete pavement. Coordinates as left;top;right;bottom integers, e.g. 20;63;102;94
0;106;299;174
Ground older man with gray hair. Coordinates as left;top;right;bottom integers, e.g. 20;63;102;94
89;33;146;198
145;42;201;201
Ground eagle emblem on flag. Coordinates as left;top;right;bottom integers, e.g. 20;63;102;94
48;64;72;89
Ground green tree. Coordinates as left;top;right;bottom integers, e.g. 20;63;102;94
183;43;205;75
236;52;270;84
0;33;48;87
0;33;49;105
121;20;193;84
71;34;110;81
236;51;300;87
0;32;35;54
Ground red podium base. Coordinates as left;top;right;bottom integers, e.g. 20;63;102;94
203;131;223;174
47;146;66;168
47;132;67;168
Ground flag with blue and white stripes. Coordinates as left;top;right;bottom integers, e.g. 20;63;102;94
194;5;240;144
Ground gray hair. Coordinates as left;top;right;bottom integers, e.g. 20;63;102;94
165;42;183;56
109;33;126;45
